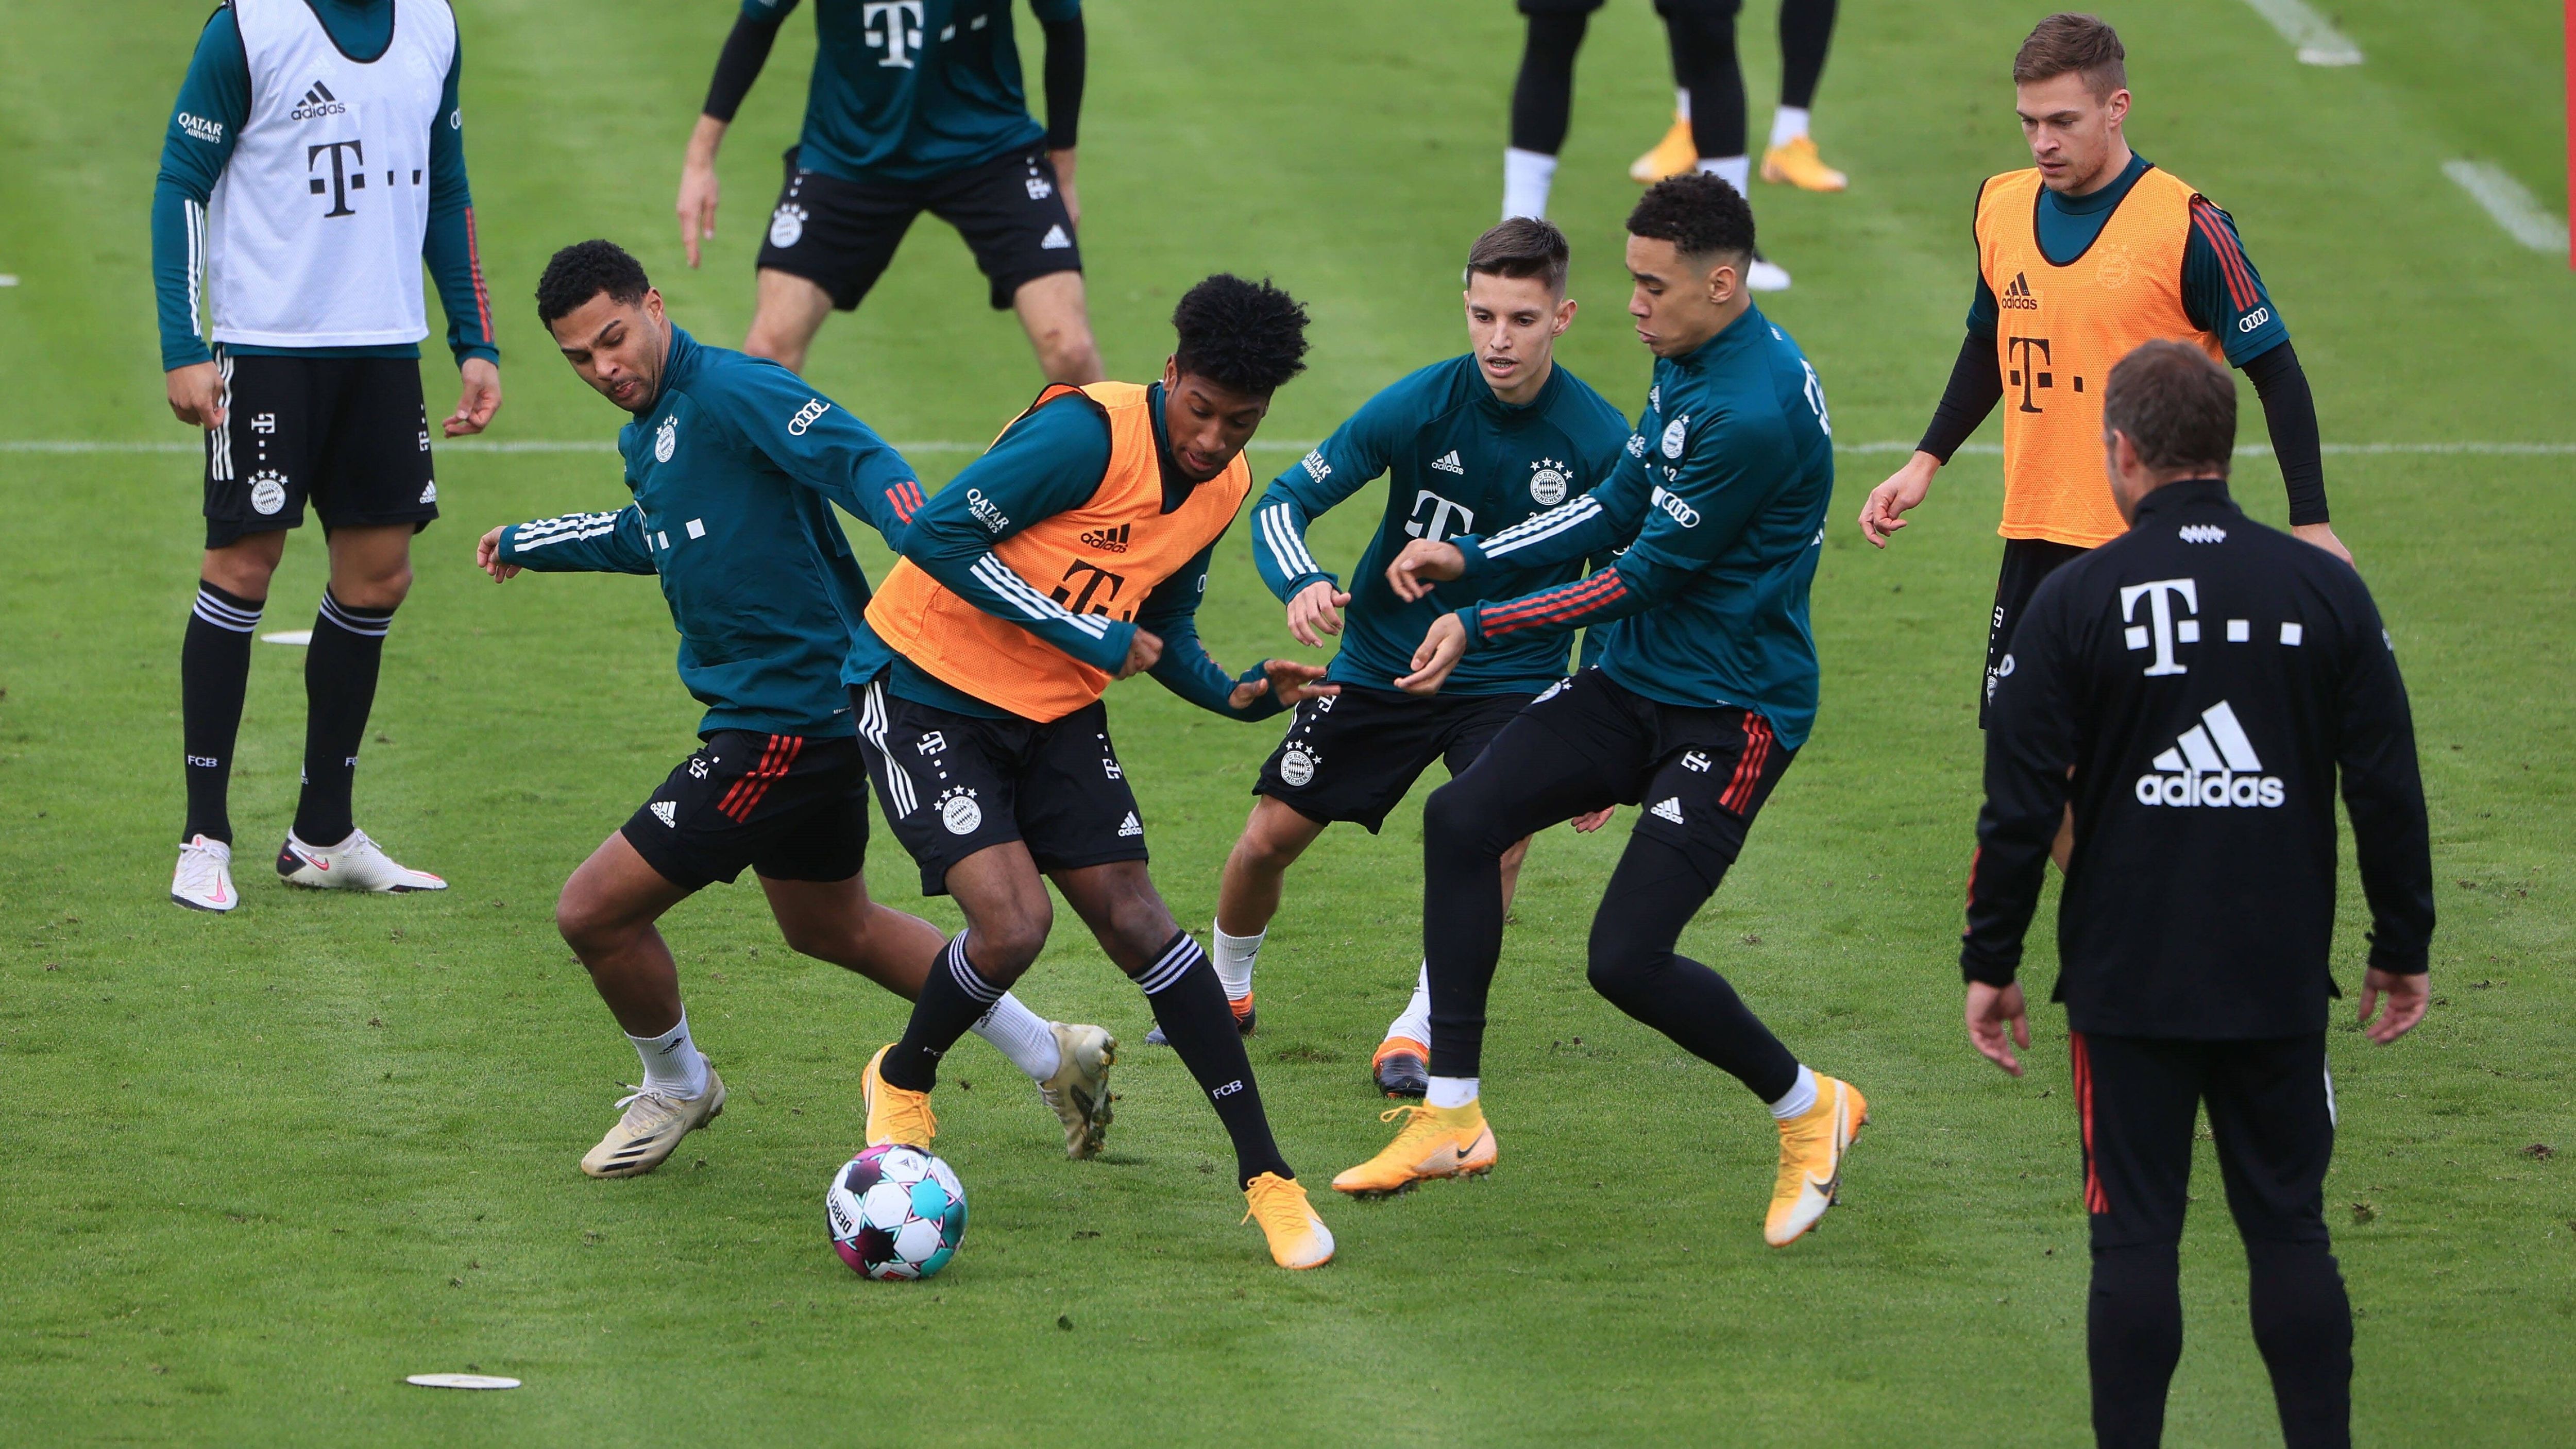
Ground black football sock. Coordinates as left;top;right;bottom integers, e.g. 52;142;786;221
882;933;1003;1093
180;580;263;844
292;590;393;846
1777;0;1838;110
2246;1240;2353;1449
1138;933;1289;1187
2089;1242;2185;1449
1585;836;1799;1103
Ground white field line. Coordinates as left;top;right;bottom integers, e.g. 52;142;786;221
2442;160;2571;255
2238;0;2364;66
11;439;2576;458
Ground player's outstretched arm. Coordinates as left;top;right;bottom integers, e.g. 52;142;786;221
683;5;790;267
1870;333;2006;546
1134;541;1333;720
721;370;924;550
486;507;656;577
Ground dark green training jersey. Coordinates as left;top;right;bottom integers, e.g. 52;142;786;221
745;0;1077;187
1450;305;1835;747
496;328;919;738
1251;355;1631;695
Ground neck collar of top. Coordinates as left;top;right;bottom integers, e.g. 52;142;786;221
640;324;699;418
1478;353;1563;420
1672;300;1768;371
2053;151;2152;216
2130;475;2236;520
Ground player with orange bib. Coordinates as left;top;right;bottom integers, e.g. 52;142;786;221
1858;13;2351;728
852;275;1343;1270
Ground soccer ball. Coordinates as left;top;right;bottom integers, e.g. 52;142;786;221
825;1144;967;1281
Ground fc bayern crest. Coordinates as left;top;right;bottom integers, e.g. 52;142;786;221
1528;460;1568;506
654;415;677;463
939;791;983;836
769;203;807;249
248;470;288;516
1660;418;1687;458
1278;747;1316;788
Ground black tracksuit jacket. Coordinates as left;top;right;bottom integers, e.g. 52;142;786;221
1960;478;2435;1038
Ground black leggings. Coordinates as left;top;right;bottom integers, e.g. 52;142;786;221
1418;695;1798;1102
1512;0;1836;160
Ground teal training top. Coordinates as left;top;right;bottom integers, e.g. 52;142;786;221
150;1;495;371
496;328;918;739
1250;354;1631;696
1450;304;1835;748
749;0;1078;187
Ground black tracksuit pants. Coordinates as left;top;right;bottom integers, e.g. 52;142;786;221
2072;1031;2352;1449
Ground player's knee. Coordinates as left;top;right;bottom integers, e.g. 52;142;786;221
555;888;617;958
1583;935;1660;1007
968;904;1051;977
1424;778;1509;861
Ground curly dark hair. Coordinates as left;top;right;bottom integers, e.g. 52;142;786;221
535;240;651;327
1170;274;1310;397
1625;173;1756;263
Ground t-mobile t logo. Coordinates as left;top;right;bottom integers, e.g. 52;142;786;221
864;2;925;67
2120;577;2200;677
1404;490;1475;543
307;138;365;217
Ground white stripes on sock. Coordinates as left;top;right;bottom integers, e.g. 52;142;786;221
944;932;1004;1004
316;592;392;639
192;586;262;634
1138;934;1208;996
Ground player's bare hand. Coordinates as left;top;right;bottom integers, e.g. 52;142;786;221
2357;967;2427;1044
1859;451;1940;549
1570;807;1616;832
165;362;227;430
1284;580;1351;649
1395;612;1468;695
1965;980;2030;1077
1386;540;1466;602
444;358;501;437
476;526;521;582
1115;627;1164;680
677;117;726;268
1230;659;1335;712
1048;147;1080;229
2292;521;2354;569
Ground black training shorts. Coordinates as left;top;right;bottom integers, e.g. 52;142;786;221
2069;1031;2336;1253
1984;536;2089;726
1500;668;1795;883
850;676;1146;896
201;349;437;549
1256;684;1536;833
756;146;1081;313
620;731;870;893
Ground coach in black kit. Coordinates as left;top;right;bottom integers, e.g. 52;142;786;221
1958;341;2434;1449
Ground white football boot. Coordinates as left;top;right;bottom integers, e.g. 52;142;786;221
581;1067;726;1179
276;827;448;893
171;834;240;913
1037;1022;1117;1160
1747;251;1792;293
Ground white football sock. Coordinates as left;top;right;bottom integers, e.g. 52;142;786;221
1211;923;1263;1001
1769;1064;1819;1120
972;992;1061;1082
1697;155;1752;195
630;1012;710;1100
1769;106;1811;149
1502;147;1558;220
1426;1076;1480;1110
1675;88;1692;122
1386;962;1432;1045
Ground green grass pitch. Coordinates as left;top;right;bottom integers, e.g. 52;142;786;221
2;1;2570;1442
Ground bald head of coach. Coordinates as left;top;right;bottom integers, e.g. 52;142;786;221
1957;338;2436;1449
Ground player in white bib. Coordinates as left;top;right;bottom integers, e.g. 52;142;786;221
152;0;502;910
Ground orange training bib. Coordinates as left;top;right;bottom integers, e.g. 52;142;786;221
1975;165;2224;548
867;382;1251;722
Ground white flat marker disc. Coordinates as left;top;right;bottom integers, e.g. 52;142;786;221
260;630;313;646
405;1373;521;1390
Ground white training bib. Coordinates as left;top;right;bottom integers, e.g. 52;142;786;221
205;0;456;348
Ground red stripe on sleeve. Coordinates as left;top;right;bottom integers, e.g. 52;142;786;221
2190;201;2257;312
464;206;495;347
1482;573;1628;637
